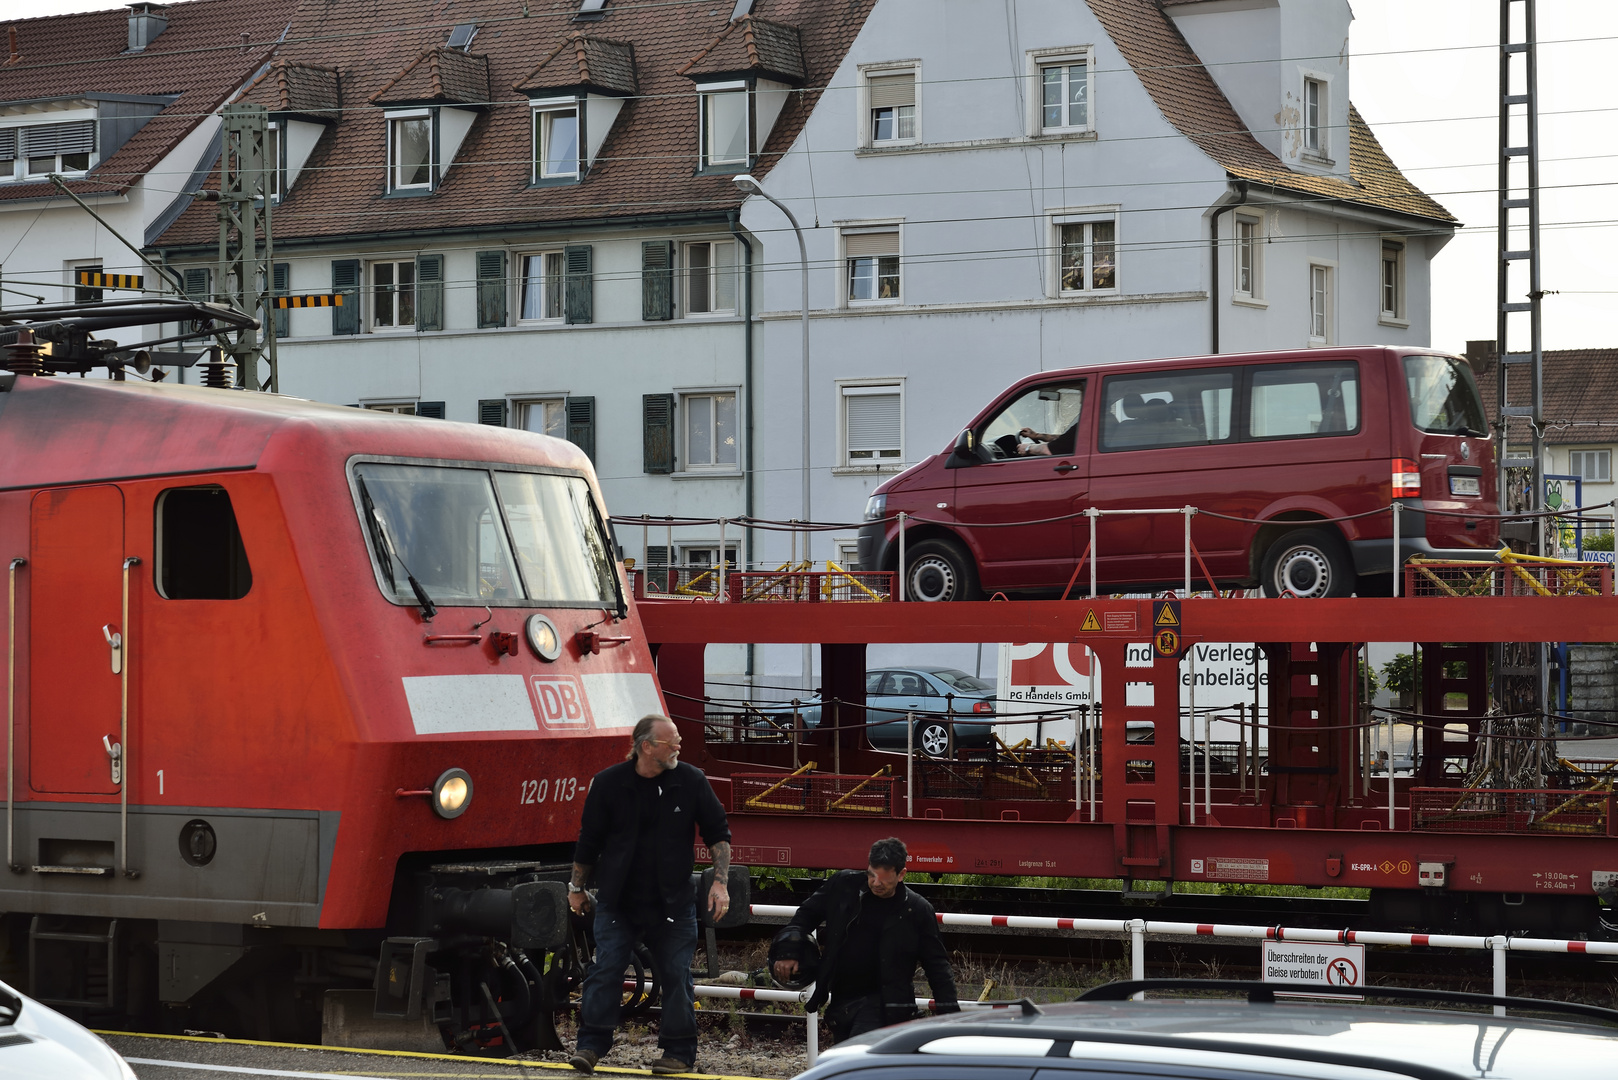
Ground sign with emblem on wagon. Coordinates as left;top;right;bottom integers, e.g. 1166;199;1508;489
1262;939;1365;999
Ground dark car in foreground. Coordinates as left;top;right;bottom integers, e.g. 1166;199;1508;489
757;667;997;756
803;980;1618;1080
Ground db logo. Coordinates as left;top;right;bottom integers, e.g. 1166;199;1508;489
531;675;594;728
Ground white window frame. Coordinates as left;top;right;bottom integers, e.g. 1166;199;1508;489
1378;236;1408;327
518;250;566;323
677;387;741;473
513;395;568;437
1300;74;1330;160
1049;207;1120;298
2;111;99;182
531;97;581;180
832;538;862;571
838;221;903;307
857;61;920;148
385;108;434;192
362;400;421;414
1307;259;1335;346
1569;449;1612;484
1028;47;1095;137
369;258;417;332
683;239;738;317
677;543;740;571
1233;211;1265;306
68;259;103;304
698;81;750;169
837;378;905;471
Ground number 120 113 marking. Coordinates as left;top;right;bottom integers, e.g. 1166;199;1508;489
520;776;579;805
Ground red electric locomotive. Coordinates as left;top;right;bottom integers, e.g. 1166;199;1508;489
0;369;662;1042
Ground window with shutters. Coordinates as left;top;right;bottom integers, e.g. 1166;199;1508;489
839;381;903;468
476;250;508;328
643;393;675;474
682;391;738;470
1053;214;1117;295
386;111;434;192
684;241;737;316
73;261;105;305
518;398;567;438
641;241;675;322
861;66;917;146
842;228;901;304
370;259;416;330
532;100;580;180
563;245;593;325
271;262;291;339
2;119;96;180
180;265;209;332
700;86;749;168
519;251;565;322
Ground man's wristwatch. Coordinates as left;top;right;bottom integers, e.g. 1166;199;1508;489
568;883;585;894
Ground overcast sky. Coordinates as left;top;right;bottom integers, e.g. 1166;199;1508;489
11;0;1615;355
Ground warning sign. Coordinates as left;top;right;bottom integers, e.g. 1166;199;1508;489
1154;628;1180;658
1262;940;1365;998
1153;599;1181;627
1080;609;1101;632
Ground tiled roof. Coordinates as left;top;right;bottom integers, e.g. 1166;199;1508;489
371;48;491;107
1085;0;1456;224
1471;346;1618;446
514;34;637;97
0;0;297;204
679;16;807;85
153;0;878;249
240;60;342;120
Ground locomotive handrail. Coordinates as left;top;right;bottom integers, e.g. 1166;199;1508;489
7;557;23;875
120;556;139;880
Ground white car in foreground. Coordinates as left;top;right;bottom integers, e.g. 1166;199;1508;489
0;980;136;1079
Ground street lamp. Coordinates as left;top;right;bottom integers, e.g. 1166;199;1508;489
733;174;810;567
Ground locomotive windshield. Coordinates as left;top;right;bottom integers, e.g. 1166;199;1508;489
353;462;618;607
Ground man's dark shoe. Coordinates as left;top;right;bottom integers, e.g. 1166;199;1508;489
569;1049;599;1074
651;1055;693;1075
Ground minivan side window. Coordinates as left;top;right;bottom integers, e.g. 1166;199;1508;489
1248;361;1359;440
980;381;1085;459
1100;370;1233;451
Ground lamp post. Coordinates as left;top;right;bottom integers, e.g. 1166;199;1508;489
733;174;810;562
735;173;813;697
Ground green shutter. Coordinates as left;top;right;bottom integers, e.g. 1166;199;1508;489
643;393;675;473
416;253;444;331
641;240;674;321
415;401;446;419
564;244;592;325
184;267;210;334
332;259;360;335
476;250;507;328
271;262;290;339
566;395;595;461
478;399;508;426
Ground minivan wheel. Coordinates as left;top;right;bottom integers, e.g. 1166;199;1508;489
902;539;979;602
1260;527;1355;598
917;719;951;757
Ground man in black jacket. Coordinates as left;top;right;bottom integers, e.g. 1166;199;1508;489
772;837;958;1041
568;715;731;1075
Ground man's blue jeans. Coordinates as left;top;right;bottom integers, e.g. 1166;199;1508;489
577;901;698;1065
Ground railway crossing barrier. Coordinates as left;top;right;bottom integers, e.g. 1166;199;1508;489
713;903;1618;1063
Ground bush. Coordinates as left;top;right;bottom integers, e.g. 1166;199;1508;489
1583;531;1614;552
1381;652;1417;695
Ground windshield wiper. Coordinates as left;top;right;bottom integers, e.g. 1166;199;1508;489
356;474;438;621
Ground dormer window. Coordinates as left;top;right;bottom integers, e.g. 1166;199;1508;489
1304;77;1325;154
532;99;580;180
387;111;434;191
264;122;283;201
701;85;749;168
2;119;96;181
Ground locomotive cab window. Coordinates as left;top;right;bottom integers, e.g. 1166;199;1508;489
156;486;253;600
353;461;618;608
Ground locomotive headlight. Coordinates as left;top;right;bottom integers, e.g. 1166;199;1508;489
433;768;473;819
526;613;561;662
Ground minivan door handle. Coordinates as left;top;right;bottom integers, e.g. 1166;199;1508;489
1053;463;1078;474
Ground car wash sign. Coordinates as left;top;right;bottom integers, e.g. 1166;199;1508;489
997;642;1094;707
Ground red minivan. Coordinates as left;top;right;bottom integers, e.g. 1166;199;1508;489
856;347;1497;599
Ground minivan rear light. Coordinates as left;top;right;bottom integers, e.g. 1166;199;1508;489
1392;458;1421;498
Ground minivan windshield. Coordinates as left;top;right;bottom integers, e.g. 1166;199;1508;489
1405;355;1487;435
354;462;618;607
